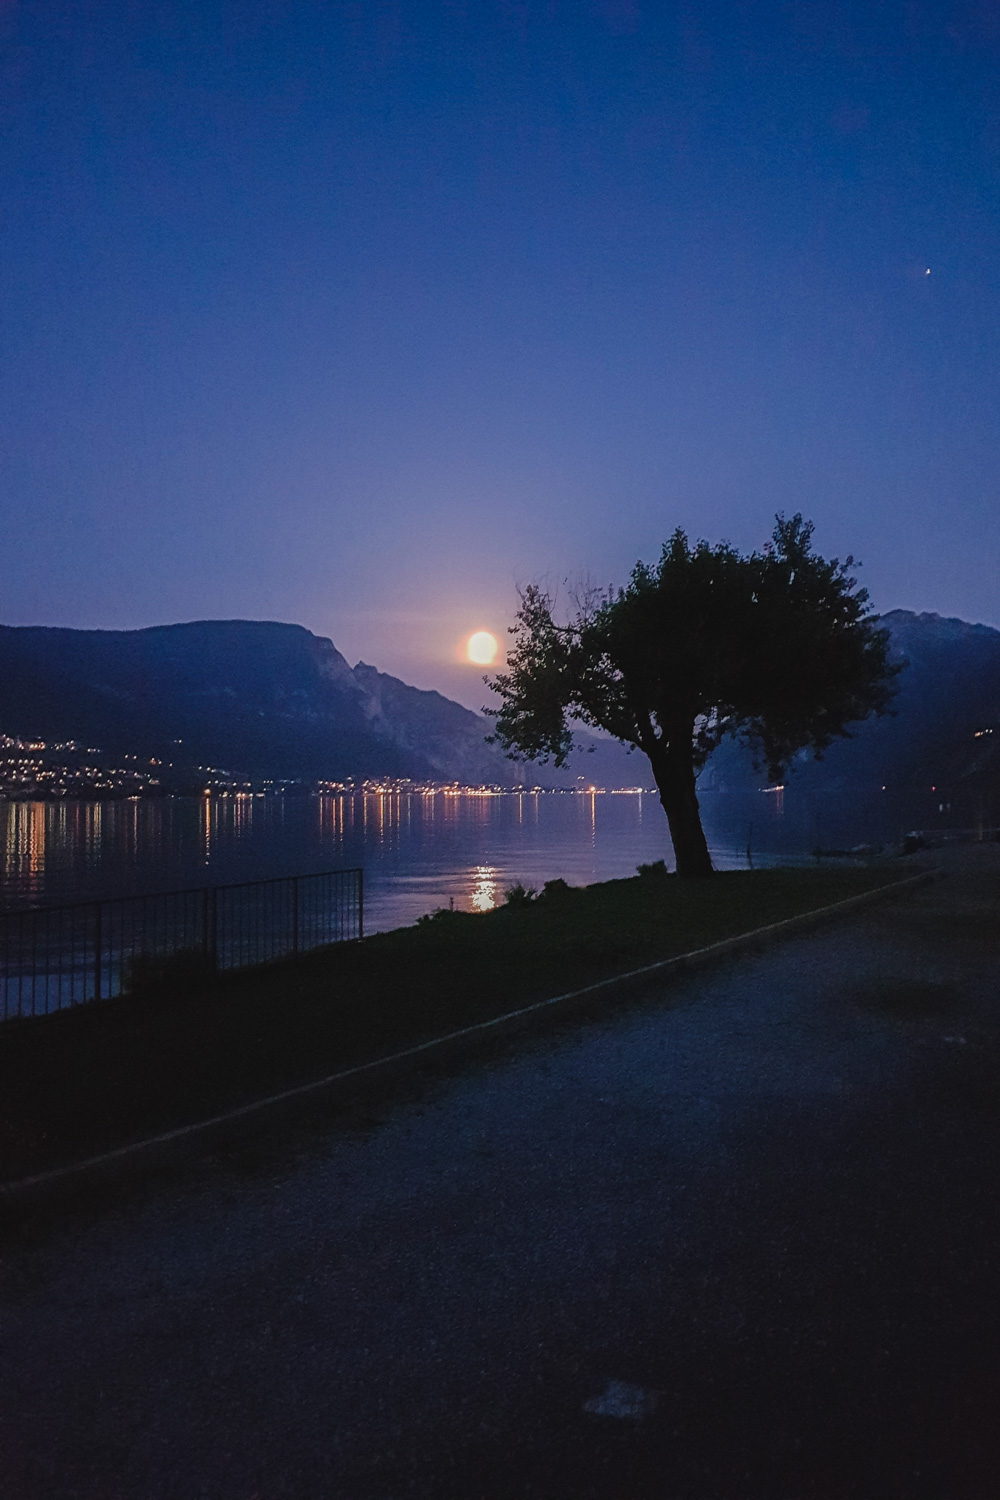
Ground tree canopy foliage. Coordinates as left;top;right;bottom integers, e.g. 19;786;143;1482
487;515;900;877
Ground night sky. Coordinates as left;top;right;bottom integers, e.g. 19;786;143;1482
2;1;998;708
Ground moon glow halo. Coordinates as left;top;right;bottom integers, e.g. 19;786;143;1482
467;631;499;665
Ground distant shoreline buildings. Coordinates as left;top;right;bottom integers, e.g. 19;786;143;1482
0;732;653;801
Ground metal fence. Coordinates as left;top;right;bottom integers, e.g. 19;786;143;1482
0;867;363;1024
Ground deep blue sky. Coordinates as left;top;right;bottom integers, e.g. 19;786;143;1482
1;1;998;707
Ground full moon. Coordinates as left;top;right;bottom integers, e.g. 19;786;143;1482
467;630;499;665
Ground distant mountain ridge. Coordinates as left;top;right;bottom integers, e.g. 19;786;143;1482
702;608;1000;797
0;620;511;784
0;611;997;796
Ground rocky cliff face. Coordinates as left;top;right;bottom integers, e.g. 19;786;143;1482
0;620;515;783
351;662;509;783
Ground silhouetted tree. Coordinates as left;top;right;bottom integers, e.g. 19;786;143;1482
487;515;899;877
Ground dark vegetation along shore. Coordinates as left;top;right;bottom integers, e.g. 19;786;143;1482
0;865;910;1184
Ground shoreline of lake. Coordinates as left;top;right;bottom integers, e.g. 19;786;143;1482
1;785;970;931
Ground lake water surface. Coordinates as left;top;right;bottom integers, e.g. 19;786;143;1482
0;783;939;933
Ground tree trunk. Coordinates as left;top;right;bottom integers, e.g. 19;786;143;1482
649;736;714;878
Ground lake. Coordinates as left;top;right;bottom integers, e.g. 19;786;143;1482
0;781;946;932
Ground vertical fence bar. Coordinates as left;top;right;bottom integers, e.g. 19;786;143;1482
2;867;363;1024
202;885;218;970
210;884;219;971
31;911;38;1016
93;901;103;1002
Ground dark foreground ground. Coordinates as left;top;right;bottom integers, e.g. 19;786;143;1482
1;865;896;1179
1;844;998;1499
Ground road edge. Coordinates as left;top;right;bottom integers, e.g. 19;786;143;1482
1;866;941;1207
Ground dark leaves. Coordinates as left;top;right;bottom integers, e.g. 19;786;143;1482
486;515;900;783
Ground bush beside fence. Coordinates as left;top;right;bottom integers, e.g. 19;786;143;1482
0;868;363;1023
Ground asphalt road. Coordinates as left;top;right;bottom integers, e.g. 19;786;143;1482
2;847;998;1499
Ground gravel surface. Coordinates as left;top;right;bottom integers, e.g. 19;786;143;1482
2;846;998;1499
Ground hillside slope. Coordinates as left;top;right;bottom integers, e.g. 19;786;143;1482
0;622;505;782
2;610;996;796
703;610;1000;796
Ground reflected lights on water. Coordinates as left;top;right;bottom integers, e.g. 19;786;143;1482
470;865;498;912
4;801;47;881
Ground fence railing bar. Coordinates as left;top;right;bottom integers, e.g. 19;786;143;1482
1;867;362;1024
0;868;364;921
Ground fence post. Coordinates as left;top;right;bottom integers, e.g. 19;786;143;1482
93;901;103;1002
6;868;365;1024
202;886;218;969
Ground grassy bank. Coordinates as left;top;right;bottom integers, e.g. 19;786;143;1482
0;865;907;1180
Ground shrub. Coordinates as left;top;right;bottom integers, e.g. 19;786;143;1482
415;906;461;927
125;947;216;999
636;859;669;880
504;882;537;907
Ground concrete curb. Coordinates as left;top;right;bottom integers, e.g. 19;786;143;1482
1;866;941;1208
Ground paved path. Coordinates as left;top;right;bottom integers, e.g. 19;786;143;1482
2;849;998;1499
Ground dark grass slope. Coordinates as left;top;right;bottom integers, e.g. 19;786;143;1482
0;867;903;1181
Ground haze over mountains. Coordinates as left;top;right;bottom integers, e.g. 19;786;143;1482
704;609;1000;802
0;611;997;799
